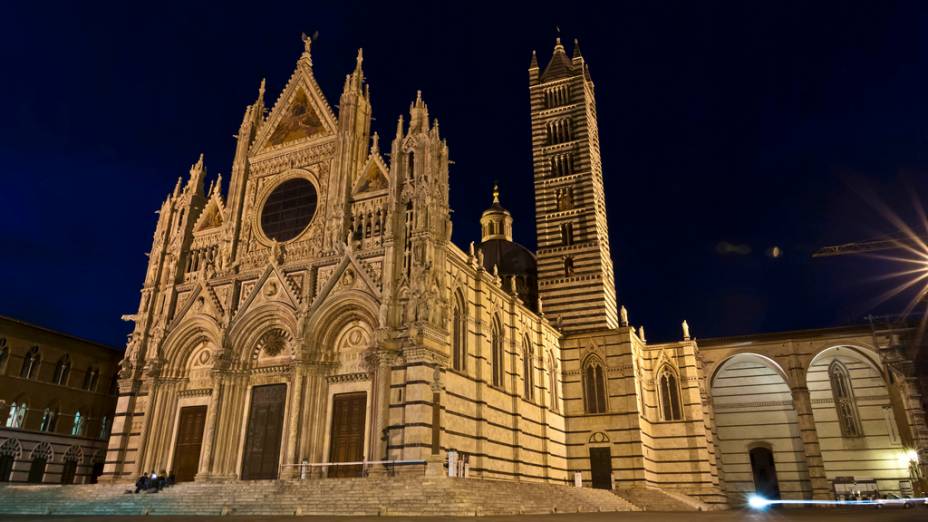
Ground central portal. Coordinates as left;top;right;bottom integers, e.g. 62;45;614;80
328;392;367;478
172;405;207;482
241;384;287;480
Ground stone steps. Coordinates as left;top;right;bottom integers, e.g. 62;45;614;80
613;487;707;511
0;476;639;516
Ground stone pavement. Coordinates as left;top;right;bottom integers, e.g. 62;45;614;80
0;507;926;522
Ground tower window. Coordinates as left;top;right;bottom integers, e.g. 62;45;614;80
549;152;574;177
829;360;862;437
583;357;607;414
556;187;574;210
658;366;683;421
560;222;574;246
546;118;573;145
545;85;570;108
564;256;575;276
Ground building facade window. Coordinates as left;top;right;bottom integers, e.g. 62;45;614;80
20;346;40;379
39;408;57;432
99;416;111;440
53;355;70;385
523;337;535;401
452;292;466;371
0;338;8;373
583;357;607;413
491;318;504;388
829;360;862;437
83;367;99;391
5;402;27;428
71;410;84;436
658;366;683;421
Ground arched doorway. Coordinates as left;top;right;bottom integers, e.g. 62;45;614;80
750;446;781;500
60;458;77;484
0;454;12;482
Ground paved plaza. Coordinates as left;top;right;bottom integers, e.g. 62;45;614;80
1;507;927;522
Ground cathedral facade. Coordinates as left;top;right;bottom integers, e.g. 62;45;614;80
104;37;928;506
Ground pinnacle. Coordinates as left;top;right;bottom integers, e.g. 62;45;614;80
529;50;539;69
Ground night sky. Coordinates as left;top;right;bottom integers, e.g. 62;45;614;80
3;2;928;348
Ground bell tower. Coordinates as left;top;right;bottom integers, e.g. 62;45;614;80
529;37;618;333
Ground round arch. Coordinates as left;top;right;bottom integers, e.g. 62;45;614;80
227;303;300;366
709;352;790;388
303;290;379;364
160;315;222;376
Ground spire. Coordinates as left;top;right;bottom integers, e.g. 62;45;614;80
409;90;429;134
554;35;565;53
300;32;313;67
371;131;380;154
492;182;500;204
572;38;582;60
529;50;539;69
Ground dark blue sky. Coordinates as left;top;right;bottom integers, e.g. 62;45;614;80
3;1;928;348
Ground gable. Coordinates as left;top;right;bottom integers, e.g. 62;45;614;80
266;87;326;147
354;160;389;194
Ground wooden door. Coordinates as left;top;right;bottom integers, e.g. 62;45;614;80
328;392;367;478
589;447;613;489
241;384;287;480
172;405;207;482
60;459;77;484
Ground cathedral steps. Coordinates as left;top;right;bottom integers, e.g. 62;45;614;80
613;487;709;511
0;476;639;516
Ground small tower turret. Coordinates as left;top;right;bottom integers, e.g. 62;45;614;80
479;183;513;242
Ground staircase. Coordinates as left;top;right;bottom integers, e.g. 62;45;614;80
613;487;708;511
0;476;639;516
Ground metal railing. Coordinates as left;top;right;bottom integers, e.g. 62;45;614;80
280;459;427;480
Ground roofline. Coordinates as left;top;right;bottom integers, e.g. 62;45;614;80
0;315;122;352
697;323;881;347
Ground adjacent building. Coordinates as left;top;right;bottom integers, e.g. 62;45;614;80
0;316;121;484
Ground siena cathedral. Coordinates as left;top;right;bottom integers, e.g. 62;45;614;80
105;36;928;506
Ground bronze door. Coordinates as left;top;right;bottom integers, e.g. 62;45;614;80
172;405;207;482
589;447;612;489
328;392;366;478
241;384;287;480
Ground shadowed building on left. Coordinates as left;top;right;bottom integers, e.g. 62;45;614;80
0;316;121;484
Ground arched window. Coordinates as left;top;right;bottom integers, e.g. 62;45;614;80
53;355;70;385
491;318;504;387
83;367;99;391
452;293;467;371
658;366;683;421
39;408;57;432
20;346;40;379
6;402;27;428
829;360;862;437
71;410;84;436
522;337;535;401
583;357;607;413
99;416;111;440
548;352;559;412
560;222;574;246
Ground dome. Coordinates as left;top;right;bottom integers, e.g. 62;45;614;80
479;238;539;311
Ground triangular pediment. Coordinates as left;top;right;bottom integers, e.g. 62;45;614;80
310;253;382;313
194;192;225;232
252;53;337;154
231;264;302;326
170;281;224;329
353;155;390;195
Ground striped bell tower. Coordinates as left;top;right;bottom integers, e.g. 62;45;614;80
529;37;618;333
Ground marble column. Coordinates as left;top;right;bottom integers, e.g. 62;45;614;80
196;374;225;480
